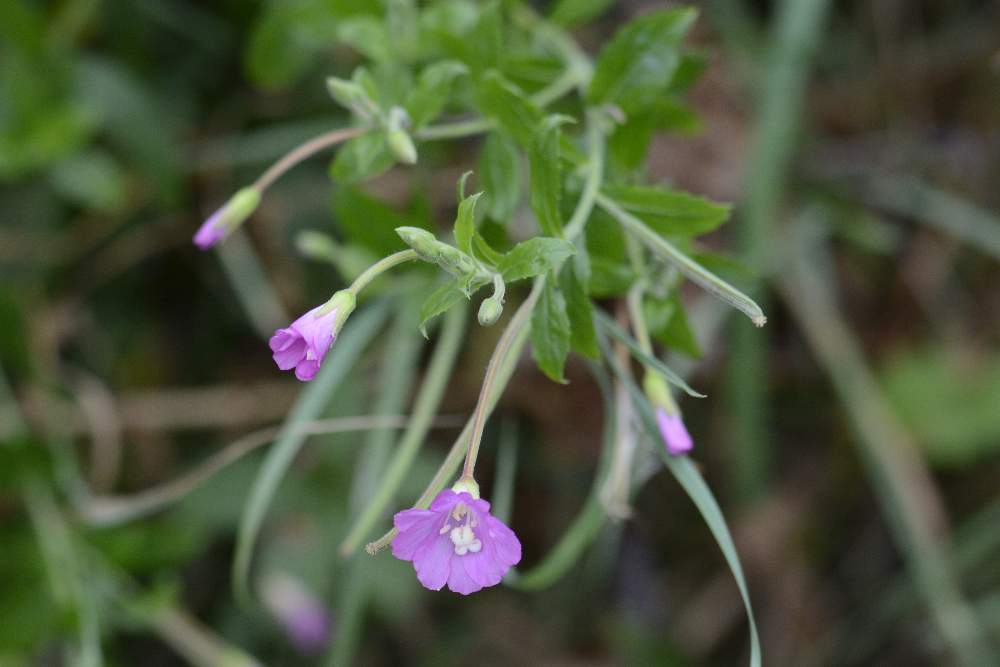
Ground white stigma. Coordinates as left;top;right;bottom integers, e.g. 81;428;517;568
449;524;481;556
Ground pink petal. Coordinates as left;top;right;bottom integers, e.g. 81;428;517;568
294;359;320;382
412;534;453;591
391;509;443;561
657;408;693;456
447;557;484;595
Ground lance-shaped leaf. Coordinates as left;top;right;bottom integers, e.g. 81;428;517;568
453;191;484;256
330;132;395;183
419;279;468;336
602;183;730;237
531;279;571;383
478;132;522;221
530;115;574;237
561;259;599;359
475;70;543;148
588;7;697;114
497;238;575;283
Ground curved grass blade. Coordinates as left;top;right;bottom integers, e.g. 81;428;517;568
594;309;706;398
601;330;761;667
232;302;390;604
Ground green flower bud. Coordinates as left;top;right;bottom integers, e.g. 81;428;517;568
387;128;418;165
477;296;503;326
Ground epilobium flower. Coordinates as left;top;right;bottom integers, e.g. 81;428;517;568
391;481;521;595
193;187;261;250
260;572;331;655
644;371;693;456
270;291;356;381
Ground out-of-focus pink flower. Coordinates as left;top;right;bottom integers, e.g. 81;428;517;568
260;572;331;655
656;408;693;456
391;489;521;595
270;305;339;382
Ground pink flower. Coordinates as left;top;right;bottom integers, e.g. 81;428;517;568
269;305;340;381
656;408;693;456
391;489;521;595
260;572;331;655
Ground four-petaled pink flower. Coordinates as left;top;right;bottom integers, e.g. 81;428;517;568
392;489;521;595
656;408;693;456
270;305;340;382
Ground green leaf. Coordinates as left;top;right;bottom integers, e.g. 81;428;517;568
531;279;571;383
244;0;340;89
336;16;391;62
478;132;522;221
469;1;503;72
550;0;615;27
472;232;505;267
405;61;468;128
497;238;575;282
587;257;636;298
602;184;730;236
453;191;484;255
474;70;543;147
646;294;702;358
334;186;426;256
588;8;698;114
561;261;599;359
594;310;705;398
330;132;395;183
232;303;390;603
419;280;468;336
530;115;571;237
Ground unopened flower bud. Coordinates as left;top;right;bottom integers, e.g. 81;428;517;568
387;128;418;165
477;297;503;326
395;227;483;280
193;187;260;250
642;371;693;456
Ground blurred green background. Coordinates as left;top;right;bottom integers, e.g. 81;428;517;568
1;0;999;665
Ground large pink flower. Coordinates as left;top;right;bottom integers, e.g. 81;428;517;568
269;305;339;382
391;489;521;595
656;408;693;456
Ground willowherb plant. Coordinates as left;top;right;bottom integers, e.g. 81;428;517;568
198;1;763;660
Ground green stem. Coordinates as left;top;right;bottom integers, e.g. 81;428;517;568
347;250;418;295
252;125;369;192
338;301;468;555
598;193;767;327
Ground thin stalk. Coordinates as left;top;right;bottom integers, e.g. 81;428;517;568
598;193;767;327
338;301;468;555
347;250;418;296
252;126;369;192
77;415;459;527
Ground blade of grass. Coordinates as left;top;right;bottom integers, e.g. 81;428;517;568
232;301;390;604
777;221;990;665
861;174;1000;262
491;417;519;524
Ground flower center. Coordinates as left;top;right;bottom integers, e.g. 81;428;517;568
438;502;481;556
